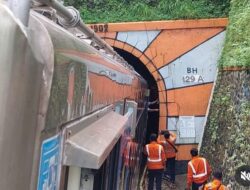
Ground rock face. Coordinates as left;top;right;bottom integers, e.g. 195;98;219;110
200;69;250;189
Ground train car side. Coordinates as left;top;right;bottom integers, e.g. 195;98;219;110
0;3;148;190
34;12;148;190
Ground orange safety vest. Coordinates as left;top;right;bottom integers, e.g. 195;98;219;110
123;141;138;167
145;142;165;170
187;156;211;186
204;179;228;190
159;139;176;158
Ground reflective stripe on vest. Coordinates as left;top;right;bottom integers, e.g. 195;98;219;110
146;144;162;162
125;142;136;160
189;158;207;178
125;142;131;159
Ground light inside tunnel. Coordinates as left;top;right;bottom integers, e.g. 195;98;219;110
114;47;159;143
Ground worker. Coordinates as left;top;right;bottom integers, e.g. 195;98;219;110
186;148;212;190
144;133;166;190
123;138;138;190
158;130;177;188
204;170;229;190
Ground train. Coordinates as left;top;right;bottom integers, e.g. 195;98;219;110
0;1;149;190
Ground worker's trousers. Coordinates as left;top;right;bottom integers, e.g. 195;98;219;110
147;169;163;190
165;157;176;183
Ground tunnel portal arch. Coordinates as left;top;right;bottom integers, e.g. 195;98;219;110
91;19;228;162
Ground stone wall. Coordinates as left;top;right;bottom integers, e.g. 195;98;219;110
200;70;250;189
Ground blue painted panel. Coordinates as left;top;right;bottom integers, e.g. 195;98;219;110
117;31;160;52
159;32;226;90
37;134;61;190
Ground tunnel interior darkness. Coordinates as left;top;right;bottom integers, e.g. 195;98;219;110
114;47;159;143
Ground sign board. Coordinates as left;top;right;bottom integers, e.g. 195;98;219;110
179;116;196;138
37;134;61;190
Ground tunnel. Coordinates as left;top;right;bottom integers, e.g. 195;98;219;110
114;47;159;143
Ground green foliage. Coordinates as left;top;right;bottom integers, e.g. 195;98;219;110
200;71;250;188
64;0;230;23
219;0;250;67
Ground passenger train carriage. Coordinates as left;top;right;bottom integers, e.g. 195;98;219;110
0;1;148;190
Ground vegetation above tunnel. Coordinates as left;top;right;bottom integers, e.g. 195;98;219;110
219;0;250;67
64;0;230;23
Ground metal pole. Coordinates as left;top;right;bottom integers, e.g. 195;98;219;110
38;0;116;56
78;21;116;56
6;0;32;26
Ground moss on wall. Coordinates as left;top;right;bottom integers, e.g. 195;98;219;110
200;1;250;188
201;71;250;188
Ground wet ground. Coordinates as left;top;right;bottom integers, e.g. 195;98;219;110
142;174;187;190
162;175;187;190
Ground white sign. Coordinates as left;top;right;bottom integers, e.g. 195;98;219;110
179;116;195;138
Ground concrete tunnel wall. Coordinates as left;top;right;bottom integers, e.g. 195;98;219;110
89;18;228;161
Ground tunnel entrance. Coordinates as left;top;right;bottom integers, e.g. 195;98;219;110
114;48;159;143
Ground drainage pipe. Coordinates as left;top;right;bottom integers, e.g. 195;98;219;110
37;0;117;57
